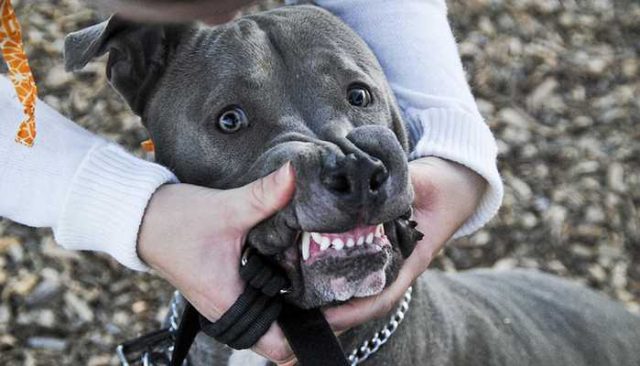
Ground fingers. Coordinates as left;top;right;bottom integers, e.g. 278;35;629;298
104;0;255;24
226;163;296;231
276;358;298;366
200;11;240;25
324;253;426;332
252;323;296;365
323;278;407;332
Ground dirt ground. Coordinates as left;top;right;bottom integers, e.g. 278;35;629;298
1;0;638;365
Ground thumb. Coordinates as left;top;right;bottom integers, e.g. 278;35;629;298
226;162;296;230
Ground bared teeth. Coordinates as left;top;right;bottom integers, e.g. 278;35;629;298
320;236;331;251
366;233;374;244
301;224;386;261
301;232;311;261
375;224;384;238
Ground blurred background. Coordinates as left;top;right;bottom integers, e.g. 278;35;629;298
0;0;638;364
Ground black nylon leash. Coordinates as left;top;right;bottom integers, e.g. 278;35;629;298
170;247;349;366
279;302;349;366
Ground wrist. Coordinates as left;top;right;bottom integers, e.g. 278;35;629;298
407;107;503;237
409;156;487;211
137;183;184;273
53;143;177;271
408;157;487;259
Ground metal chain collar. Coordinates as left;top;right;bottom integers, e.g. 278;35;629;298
120;287;412;366
347;286;413;366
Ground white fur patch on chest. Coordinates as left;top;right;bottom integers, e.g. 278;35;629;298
227;349;269;366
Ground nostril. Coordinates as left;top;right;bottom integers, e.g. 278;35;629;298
369;167;389;192
323;172;351;194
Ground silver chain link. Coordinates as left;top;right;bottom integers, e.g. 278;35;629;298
165;291;182;365
346;286;413;365
168;290;181;333
121;291;182;366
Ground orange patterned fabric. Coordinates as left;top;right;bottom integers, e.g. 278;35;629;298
1;0;37;147
141;139;155;152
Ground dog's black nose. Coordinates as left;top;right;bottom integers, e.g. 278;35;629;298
321;153;389;203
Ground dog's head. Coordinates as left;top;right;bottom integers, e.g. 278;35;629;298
65;6;422;308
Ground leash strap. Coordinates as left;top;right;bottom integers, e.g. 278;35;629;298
0;0;38;147
170;248;350;366
169;302;200;366
279;303;349;366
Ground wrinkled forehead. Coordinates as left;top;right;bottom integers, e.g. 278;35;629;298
181;6;381;82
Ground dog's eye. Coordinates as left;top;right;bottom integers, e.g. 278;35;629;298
347;85;372;107
217;106;248;133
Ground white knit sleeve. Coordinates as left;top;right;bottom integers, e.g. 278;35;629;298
306;0;504;237
0;75;176;270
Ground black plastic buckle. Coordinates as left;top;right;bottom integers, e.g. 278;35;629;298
116;328;175;366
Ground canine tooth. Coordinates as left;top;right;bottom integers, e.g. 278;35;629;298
366;233;374;244
346;238;355;248
301;232;311;261
375;224;383;238
320;236;331;251
311;232;322;243
332;238;344;250
357;236;365;246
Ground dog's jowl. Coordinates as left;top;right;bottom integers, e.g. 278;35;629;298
65;5;640;366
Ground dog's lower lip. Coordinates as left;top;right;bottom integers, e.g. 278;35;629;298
298;224;389;263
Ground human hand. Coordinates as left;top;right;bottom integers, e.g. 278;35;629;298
103;0;257;24
324;156;487;331
137;163;297;364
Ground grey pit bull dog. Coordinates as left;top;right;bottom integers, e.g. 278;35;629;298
64;5;640;366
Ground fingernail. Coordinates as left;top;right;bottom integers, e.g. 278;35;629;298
275;162;292;185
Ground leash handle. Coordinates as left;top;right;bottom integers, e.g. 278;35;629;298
170;247;350;366
170;248;290;365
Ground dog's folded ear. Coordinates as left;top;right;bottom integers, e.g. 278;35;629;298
64;16;187;116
